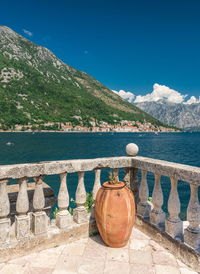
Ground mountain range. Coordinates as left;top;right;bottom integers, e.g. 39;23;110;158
113;84;200;131
0;26;168;130
135;101;200;131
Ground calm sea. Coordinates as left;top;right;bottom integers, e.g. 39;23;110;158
0;132;200;219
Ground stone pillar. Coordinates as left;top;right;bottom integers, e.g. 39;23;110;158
15;178;30;240
150;174;165;227
73;171;88;224
130;167;139;205
165;178;183;239
56;172;73;229
184;184;200;250
32;176;47;236
0;179;10;245
137;170;151;218
113;168;119;181
124;167;131;188
91;169;101;219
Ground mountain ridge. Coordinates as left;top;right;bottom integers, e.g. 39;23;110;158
135;100;200;130
0;26;173;130
113;84;200;131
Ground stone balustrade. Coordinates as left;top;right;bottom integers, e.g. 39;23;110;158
0;143;200;259
134;155;200;251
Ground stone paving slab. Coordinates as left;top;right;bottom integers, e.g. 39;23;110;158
0;227;198;274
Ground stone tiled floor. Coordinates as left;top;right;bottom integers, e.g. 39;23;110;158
0;228;198;274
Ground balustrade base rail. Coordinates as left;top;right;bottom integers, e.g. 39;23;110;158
0;216;97;263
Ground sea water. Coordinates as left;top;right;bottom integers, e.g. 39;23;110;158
0;131;199;219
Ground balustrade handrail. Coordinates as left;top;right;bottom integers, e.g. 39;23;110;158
132;156;200;184
0;156;133;179
0;155;200;184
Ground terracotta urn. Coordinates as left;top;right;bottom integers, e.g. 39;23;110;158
95;181;135;247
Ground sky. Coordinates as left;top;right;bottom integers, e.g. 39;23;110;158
1;0;200;101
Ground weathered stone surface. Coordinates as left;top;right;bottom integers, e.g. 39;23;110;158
130;264;155;274
150;210;165;227
136;216;200;272
132;156;200;185
107;247;129;262
152;250;178;266
92;169;101;200
0;218;10;245
57;172;69;212
16;178;29;215
62;241;86;257
0;226;199;274
137;203;151;218
8;182;56;221
0;263;25;274
15;215;30;239
184;228;200;250
104;261;130;274
75;172;86;205
1;154;198;183
32;211;47;235
154;264;180;274
73;206;88;224
129;238;149;250
33;177;45;211
0;155;199;184
78;257;105;274
0;157;134;179
56;210;73;229
53;255;81;273
0;180;10;219
150;174;166;228
130;249;153;264
0;152;199;273
179;267;198;274
165;218;183;239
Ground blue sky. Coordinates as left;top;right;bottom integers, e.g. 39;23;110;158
1;0;200;98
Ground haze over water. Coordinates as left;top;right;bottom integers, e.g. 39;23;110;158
0;132;199;219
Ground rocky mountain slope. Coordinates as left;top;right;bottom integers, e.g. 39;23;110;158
135;100;200;131
0;26;167;130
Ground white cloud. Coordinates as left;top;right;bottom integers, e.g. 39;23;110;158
22;29;33;37
112;89;135;103
184;96;200;104
134;83;186;104
112;83;200;105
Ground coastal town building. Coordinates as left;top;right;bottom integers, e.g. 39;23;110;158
6;120;178;132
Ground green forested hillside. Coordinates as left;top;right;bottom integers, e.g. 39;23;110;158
0;26;166;129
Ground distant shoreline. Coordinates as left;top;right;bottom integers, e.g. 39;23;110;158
0;130;181;133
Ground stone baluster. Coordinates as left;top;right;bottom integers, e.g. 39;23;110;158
15;177;30;239
0;179;10;244
124;168;131;188
165;177;183;239
32;176;47;235
91;169;101;219
113;168;119;181
150;174;165;227
184;184;200;250
92;169;101;201
56;172;72;229
137;170;151;218
130;167;139;205
73;171;88;224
